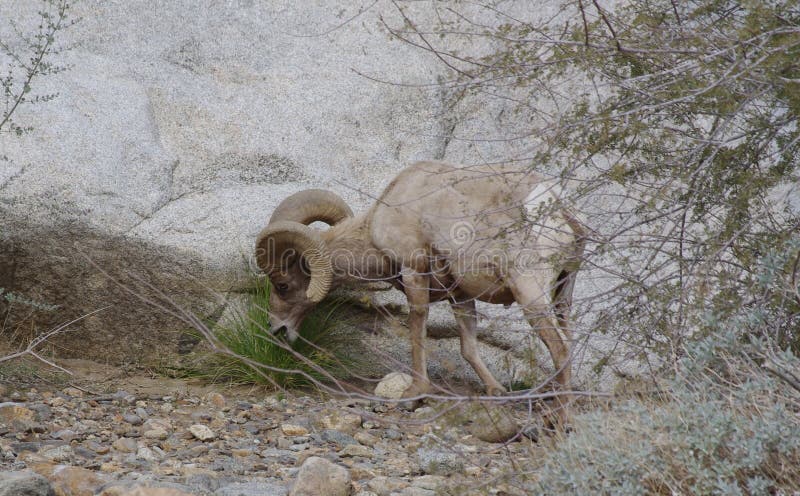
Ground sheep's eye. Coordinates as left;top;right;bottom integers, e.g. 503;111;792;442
274;283;289;295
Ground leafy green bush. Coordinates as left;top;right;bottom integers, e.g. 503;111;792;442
200;280;355;389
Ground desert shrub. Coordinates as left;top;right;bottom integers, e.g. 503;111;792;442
534;333;800;495
384;0;800;375
533;244;800;496
198;279;356;389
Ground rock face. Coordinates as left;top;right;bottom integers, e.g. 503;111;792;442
0;0;594;392
0;0;451;364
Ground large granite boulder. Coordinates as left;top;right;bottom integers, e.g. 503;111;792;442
0;0;599;391
0;0;453;363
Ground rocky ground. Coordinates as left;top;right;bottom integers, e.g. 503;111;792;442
0;361;550;496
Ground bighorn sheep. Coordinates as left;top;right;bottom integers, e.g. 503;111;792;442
255;161;584;424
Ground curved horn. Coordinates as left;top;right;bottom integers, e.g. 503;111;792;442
269;189;353;226
255;220;333;303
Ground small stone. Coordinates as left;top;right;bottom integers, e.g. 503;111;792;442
113;390;136;404
319;412;362;433
123;414;143;426
189;424;216;441
62;387;84;398
214;481;288;496
110;487;196;496
289;456;350;496
30;463;107;496
399;488;435;496
353;431;378;447
113;437;138;453
0;470;52;496
0;404;38;432
206;392;226;408
320;429;358;447
382;429;402;441
17;452;49;465
339;444;373;458
40;444;74;463
142;418;171;432
411;475;445;490
122;426;141;438
74;446;96;461
413;406;435;417
417;448;465;475
280;424;309;436
100;462;120;473
85;440;110;455
143;428;168;440
467;403;520;443
349;465;376;480
191;412;212;422
374;372;413;399
367;476;407;496
136;446;160;461
277;466;299;480
182;472;220;493
52;429;77;441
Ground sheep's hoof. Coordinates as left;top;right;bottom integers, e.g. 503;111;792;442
398;398;423;411
398;381;433;411
486;385;507;397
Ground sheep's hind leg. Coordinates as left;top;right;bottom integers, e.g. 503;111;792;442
507;276;572;429
450;299;506;396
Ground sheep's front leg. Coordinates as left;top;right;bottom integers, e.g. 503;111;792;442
450;299;506;396
401;268;433;400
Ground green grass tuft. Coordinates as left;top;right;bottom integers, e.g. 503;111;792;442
202;279;355;389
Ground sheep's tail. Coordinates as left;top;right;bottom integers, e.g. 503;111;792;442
552;209;586;329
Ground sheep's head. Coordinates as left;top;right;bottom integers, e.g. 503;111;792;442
254;189;353;342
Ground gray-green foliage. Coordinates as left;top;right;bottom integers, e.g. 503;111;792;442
0;0;75;136
379;19;800;495
386;0;800;361
533;243;800;494
535;335;800;495
0;288;59;312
